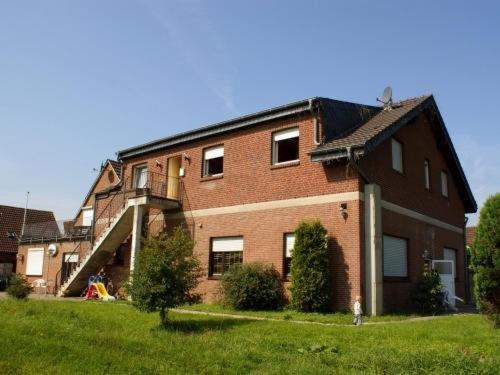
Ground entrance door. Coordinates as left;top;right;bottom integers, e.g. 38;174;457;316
61;252;79;285
432;260;455;307
167;156;182;200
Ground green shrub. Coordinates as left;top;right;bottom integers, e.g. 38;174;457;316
470;193;500;327
410;269;445;314
0;276;9;292
127;227;203;325
290;220;331;312
220;262;285;310
6;274;33;299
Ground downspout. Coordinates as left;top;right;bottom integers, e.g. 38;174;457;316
346;146;370;184
463;216;470;304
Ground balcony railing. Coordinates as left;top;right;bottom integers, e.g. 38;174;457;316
20;219;91;243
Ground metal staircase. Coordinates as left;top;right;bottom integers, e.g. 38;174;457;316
55;172;181;297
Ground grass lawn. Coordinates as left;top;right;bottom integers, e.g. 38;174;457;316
180;303;422;324
0;299;498;374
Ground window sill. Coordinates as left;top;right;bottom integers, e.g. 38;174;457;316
201;174;224;182
271;160;300;170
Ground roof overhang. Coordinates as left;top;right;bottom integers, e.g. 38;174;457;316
309;96;477;213
117;98;321;160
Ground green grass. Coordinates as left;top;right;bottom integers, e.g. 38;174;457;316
0;299;498;374
180;303;421;324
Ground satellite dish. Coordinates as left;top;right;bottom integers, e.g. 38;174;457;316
48;244;58;257
377;86;393;109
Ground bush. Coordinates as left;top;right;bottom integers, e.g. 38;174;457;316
410;269;445;314
0;277;9;292
470;193;500;327
6;274;33;299
220;262;285;310
290;220;331;312
127;226;203;325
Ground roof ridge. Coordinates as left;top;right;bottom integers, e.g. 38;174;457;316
0;205;54;213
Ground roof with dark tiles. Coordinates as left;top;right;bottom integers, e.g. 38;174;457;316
0;205;56;254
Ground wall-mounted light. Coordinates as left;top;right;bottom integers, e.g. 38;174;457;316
340;203;348;220
183;153;191;162
422;249;432;262
16;253;24;262
155;160;162;168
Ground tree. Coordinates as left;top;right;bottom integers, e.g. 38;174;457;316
470;193;500;327
290;220;331;312
127;226;203;325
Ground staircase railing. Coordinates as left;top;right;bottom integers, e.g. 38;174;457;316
53;172;182;295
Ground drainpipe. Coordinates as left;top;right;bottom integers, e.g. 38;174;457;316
463;216;470;304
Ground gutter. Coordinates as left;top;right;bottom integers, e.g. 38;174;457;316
118;97;321;160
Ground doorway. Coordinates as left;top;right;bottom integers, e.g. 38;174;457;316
432;260;455;307
167;156;182;200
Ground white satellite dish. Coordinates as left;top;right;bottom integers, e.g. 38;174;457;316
48;244;58;257
377;86;393;109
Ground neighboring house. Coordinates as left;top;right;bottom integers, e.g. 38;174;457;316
17;95;476;313
0;205;56;278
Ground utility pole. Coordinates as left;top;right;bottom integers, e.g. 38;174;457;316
21;191;30;237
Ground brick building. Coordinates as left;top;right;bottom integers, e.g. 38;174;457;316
16;95;476;313
0;205;56;278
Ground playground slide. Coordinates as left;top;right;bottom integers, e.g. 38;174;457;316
94;282;115;301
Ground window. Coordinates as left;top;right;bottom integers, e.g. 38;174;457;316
443;248;457;278
26;248;44;276
272;128;299;164
203;146;224;177
133;165;148;188
383;235;407;277
441;171;448;197
82;207;94;227
284;233;295;277
391;138;404;173
210;237;243;276
424;159;430;190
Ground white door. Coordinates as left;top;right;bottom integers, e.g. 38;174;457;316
432;260;455;307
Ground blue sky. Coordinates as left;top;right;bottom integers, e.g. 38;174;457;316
0;1;498;224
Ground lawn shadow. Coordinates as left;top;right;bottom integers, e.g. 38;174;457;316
151;316;253;334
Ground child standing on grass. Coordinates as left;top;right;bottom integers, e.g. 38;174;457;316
353;296;363;326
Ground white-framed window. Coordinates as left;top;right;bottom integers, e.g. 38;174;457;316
441;171;448;197
284;233;295;277
203;146;224;177
443;248;457;278
26;248;44;276
210;236;243;276
391;138;404;173
82;207;94;227
272;128;299;165
424;159;430;190
383;235;407;277
64;253;79;263
133;165;148;188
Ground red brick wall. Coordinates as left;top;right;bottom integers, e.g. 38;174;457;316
359;113;466;227
122;114;360;212
163;200;363;310
17;241;91;294
360;114;467;311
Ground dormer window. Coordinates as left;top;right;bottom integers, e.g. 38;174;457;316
272;128;299;165
391;138;404;173
203;146;224;177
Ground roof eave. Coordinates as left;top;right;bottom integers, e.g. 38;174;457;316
117;98;321;160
